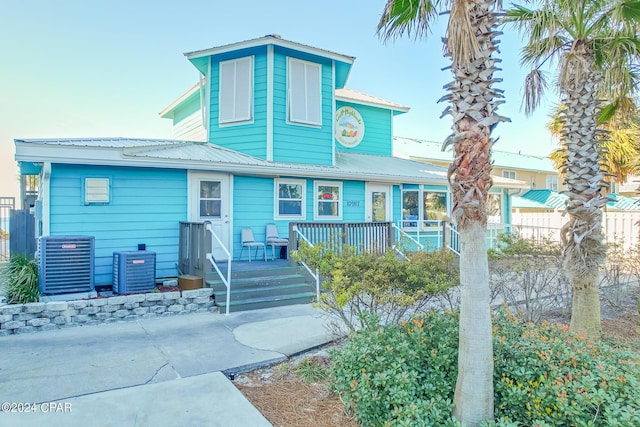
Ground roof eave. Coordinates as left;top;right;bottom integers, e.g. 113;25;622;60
184;36;355;65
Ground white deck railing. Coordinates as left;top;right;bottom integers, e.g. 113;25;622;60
292;225;321;300
204;222;232;315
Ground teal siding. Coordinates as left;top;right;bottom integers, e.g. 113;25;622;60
272;47;333;165
392;185;401;223
49;164;187;285
232;176;273;260
335;101;392;156
209;47;268;158
342;181;365;222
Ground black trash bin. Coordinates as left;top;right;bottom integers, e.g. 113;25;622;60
279;245;287;259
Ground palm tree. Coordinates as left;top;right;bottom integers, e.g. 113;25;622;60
378;0;508;424
548;103;640;187
506;0;640;340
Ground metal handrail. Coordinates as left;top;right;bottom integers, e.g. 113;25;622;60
446;222;460;255
204;222;232;315
391;223;425;260
292;225;321;300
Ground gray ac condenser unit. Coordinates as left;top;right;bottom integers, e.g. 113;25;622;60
113;251;156;294
38;236;94;294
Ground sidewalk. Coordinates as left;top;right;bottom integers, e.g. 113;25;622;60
0;304;336;427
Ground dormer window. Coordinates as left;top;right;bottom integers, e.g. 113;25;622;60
219;56;253;125
287;58;321;126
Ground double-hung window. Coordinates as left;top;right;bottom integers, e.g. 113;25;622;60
314;181;342;219
275;179;305;219
219;56;253;125
546;175;558;191
502;170;516;180
287;58;322;126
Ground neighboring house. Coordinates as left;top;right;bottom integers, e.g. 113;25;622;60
394;137;562;192
14;35;527;287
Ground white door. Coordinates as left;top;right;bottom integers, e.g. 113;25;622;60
365;183;392;222
189;172;231;261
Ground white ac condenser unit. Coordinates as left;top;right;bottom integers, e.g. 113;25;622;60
112;251;156;294
38;236;95;294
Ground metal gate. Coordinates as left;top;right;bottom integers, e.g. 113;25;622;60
0;197;15;261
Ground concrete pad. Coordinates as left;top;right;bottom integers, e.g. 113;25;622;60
233;315;333;356
0;372;272;427
0;321;174;403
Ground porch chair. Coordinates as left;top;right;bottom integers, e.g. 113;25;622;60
240;227;266;262
266;223;289;260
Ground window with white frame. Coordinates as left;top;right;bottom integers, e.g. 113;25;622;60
401;188;448;227
546;175;558;191
85;178;109;204
219;56;253;124
315;181;342;219
288;58;322;126
502;170;516;180
275;179;305;219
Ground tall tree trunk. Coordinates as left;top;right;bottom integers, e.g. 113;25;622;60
442;0;505;424
453;221;493;424
558;46;607;340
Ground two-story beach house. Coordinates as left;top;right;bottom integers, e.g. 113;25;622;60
14;35;528;295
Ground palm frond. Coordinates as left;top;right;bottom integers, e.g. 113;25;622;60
523;68;548;116
445;0;480;64
377;0;441;42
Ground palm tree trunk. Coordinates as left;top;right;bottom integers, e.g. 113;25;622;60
442;0;505;424
558;47;607;340
453;221;493;423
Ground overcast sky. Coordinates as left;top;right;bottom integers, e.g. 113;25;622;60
0;0;558;205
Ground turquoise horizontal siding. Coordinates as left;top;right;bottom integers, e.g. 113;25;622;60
272;47;333;165
209;47;268;159
335;101;392;156
49;164;187;285
232;176;274;260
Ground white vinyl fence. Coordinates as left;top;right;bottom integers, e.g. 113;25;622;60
511;211;640;249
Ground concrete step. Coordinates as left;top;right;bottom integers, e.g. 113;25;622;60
206;274;307;291
215;292;317;313
206;266;305;281
213;282;315;302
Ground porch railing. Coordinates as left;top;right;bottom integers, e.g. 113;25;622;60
179;221;232;315
204;221;232;315
291;226;321;300
287;221;395;256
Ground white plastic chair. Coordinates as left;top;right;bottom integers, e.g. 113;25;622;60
266;223;288;260
240;227;266;262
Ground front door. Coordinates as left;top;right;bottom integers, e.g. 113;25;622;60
365;183;392;222
189;172;231;261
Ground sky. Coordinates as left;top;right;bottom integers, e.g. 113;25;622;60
0;0;558;206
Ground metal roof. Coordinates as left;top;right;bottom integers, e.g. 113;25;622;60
520;190;568;210
335;88;409;114
184;34;355;64
393;136;557;173
511;195;554;210
607;193;640;211
14;138;529;189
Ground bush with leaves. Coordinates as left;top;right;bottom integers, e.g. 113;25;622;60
329;309;640;426
292;242;458;332
330;312;461;426
4;254;39;304
488;233;571;322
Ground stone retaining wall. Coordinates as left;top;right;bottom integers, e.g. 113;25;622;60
0;288;216;336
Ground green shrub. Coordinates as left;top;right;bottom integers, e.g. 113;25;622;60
5;254;39;304
329;309;640;426
295;356;329;383
329;312;461;426
292;242;458;332
492;311;640;426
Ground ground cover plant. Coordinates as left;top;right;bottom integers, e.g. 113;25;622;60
329;309;640;426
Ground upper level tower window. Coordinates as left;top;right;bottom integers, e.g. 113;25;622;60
219;56;253;124
287;58;321;126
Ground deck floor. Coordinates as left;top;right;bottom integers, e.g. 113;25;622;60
212;259;292;273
